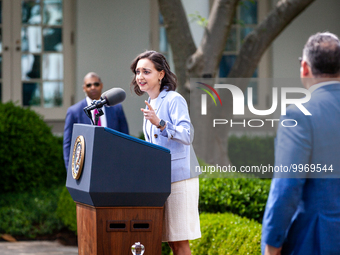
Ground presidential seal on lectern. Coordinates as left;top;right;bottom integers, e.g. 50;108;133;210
72;135;85;180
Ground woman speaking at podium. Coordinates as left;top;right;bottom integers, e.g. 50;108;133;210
130;50;201;255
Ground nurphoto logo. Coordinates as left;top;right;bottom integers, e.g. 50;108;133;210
195;81;312;128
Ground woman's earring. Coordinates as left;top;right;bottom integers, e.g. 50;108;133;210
159;79;162;85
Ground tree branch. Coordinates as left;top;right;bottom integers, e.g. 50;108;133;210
188;0;240;77
228;0;316;79
158;0;196;95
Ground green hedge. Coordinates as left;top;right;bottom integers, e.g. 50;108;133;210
56;186;77;233
196;135;273;222
0;187;63;238
199;178;271;222
228;135;274;178
0;187;263;254
189;213;261;254
0;102;66;193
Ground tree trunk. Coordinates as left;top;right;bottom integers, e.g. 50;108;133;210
158;0;316;166
158;0;196;98
188;0;240;166
229;0;316;81
187;0;240;78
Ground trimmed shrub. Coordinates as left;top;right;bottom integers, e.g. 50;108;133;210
0;102;65;193
0;187;63;238
54;187;75;233
162;243;172;255
199;178;271;222
228;135;275;178
138;132;145;140
189;213;261;254
56;186;77;233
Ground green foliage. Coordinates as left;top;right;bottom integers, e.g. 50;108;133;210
188;11;208;27
162;242;172;255
199;178;271;222
197;135;273;222
189;213;261;255
161;212;262;255
138;132;145;140
0;187;63;238
228;135;275;178
0;101;66;193
56;186;77;233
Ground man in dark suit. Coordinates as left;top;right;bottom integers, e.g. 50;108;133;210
63;72;129;170
261;32;340;255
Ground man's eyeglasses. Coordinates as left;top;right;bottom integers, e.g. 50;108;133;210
299;57;310;66
85;82;101;88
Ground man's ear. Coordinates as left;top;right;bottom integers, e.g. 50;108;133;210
301;61;311;77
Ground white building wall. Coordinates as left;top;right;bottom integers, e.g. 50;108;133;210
272;0;340;78
76;0;150;137
73;0;340;137
182;0;210;47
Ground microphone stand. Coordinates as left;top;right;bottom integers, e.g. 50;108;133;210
83;100;104;126
84;107;94;125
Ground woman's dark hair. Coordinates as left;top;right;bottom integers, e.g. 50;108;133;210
130;50;177;96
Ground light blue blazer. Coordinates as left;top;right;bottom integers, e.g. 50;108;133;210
143;89;201;183
261;82;340;255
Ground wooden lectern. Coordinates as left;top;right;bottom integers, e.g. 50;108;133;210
66;124;171;255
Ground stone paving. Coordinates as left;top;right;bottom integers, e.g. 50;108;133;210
0;241;78;255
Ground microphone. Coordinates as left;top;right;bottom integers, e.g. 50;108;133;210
84;88;126;111
101;87;126;106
